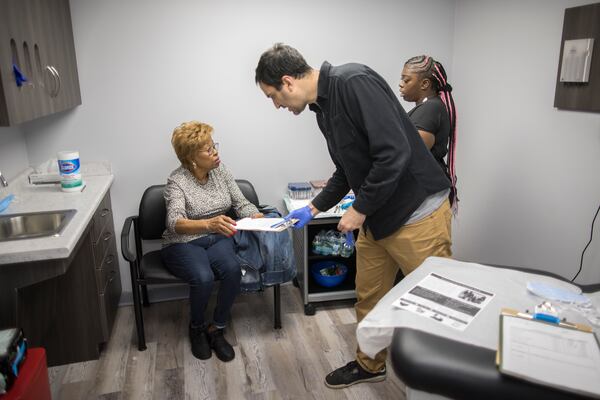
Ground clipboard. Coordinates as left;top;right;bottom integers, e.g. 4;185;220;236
497;308;600;398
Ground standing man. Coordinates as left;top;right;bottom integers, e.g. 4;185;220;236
255;43;452;388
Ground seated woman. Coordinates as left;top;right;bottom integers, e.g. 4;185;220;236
161;120;262;362
399;55;458;208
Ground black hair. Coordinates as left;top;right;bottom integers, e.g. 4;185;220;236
405;55;458;208
255;43;311;90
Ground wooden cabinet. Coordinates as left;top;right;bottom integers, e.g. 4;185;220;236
0;0;81;126
0;190;121;367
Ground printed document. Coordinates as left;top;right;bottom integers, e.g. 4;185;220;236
499;315;600;397
392;273;495;331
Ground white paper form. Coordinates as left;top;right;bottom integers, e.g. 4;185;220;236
392;272;495;331
235;217;287;232
501;315;600;398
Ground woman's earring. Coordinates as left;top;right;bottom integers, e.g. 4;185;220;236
192;162;197;169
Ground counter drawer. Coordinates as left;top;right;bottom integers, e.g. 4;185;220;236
91;192;112;244
95;252;117;294
93;223;115;269
98;266;121;342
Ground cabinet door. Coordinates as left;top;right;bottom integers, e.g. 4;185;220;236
34;0;81;114
0;0;80;126
0;0;45;124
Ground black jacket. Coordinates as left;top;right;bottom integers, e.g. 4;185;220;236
310;62;450;240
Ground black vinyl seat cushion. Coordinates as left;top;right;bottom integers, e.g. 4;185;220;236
140;251;183;283
390;328;594;400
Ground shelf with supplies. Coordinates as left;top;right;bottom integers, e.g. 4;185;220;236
286;195;358;315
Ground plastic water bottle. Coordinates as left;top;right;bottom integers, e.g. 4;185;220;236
340;231;355;258
312;230;326;255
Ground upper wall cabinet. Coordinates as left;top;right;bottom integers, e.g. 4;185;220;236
0;0;81;126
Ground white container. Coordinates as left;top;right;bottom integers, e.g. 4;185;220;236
57;151;83;192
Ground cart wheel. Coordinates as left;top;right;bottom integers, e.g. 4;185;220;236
304;303;316;316
293;277;300;288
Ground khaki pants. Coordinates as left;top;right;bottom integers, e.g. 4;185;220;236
355;199;452;373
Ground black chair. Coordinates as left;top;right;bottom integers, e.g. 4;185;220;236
121;179;282;351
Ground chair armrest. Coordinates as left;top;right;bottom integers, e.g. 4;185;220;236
121;215;138;263
258;204;280;216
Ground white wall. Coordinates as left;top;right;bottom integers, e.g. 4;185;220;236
451;0;600;284
16;0;457;300
0;126;28;180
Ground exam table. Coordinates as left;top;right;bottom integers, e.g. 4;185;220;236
355;258;600;400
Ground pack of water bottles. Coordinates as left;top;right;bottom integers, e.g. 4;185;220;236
311;230;355;258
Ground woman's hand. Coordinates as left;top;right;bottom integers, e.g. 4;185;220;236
206;215;237;236
251;213;264;219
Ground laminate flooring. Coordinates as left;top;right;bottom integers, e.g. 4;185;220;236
48;284;406;400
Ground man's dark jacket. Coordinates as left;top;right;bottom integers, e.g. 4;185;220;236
310;61;450;240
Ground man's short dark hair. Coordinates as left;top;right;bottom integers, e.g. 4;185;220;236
255;43;311;90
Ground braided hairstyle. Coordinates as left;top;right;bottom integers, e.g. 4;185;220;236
405;55;458;209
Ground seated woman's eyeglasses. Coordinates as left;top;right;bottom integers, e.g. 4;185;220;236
203;142;219;155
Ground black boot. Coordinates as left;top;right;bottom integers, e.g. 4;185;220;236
208;327;235;362
189;324;211;360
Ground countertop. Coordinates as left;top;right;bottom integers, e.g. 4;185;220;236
0;163;113;264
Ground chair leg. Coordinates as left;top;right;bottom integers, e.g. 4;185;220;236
131;280;147;351
273;284;281;329
142;284;150;307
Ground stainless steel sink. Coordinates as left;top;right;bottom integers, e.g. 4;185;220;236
0;209;76;241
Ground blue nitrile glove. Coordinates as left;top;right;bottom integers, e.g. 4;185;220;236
340;199;354;210
0;194;15;213
285;205;313;228
13;65;27;87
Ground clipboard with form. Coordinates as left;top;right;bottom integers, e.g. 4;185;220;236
497;308;600;398
235;217;291;232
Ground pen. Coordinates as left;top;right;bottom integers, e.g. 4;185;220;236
270;218;299;229
270;220;288;229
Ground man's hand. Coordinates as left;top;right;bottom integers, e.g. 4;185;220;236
337;206;365;233
251;213;264;219
285;205;315;228
206;215;237;236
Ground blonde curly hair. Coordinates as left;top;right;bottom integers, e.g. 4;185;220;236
171;121;213;170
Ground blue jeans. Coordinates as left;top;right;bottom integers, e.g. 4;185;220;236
161;234;241;328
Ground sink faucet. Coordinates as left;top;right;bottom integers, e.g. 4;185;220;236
0;171;8;187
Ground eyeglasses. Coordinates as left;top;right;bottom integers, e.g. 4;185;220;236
202;142;219;155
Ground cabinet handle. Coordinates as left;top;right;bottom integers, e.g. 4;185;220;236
44;66;55;96
49;65;60;97
102;232;112;242
100;208;110;217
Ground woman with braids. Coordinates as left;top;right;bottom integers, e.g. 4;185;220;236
399;55;458;207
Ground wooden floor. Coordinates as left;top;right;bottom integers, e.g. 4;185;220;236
48;284;406;400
